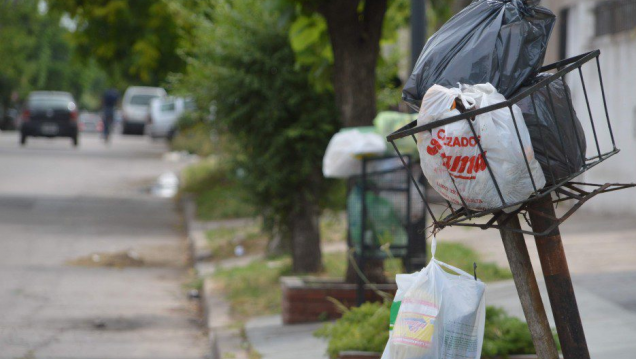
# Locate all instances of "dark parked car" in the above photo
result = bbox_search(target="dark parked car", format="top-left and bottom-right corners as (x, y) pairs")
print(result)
(20, 91), (79, 146)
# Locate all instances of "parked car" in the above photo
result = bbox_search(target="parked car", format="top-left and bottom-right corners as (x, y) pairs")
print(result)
(121, 86), (166, 135)
(148, 97), (195, 139)
(19, 91), (79, 146)
(78, 111), (103, 133)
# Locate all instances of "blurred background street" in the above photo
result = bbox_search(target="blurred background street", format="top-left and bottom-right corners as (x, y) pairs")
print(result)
(0, 133), (206, 359)
(1, 0), (636, 358)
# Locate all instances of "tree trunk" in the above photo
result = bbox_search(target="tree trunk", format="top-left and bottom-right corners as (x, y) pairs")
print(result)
(289, 171), (323, 273)
(320, 0), (388, 128)
(320, 0), (389, 284)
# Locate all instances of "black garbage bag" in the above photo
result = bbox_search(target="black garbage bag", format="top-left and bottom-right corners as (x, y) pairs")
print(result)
(515, 73), (587, 184)
(403, 0), (555, 108)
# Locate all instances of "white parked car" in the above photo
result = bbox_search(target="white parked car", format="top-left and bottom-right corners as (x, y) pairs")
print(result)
(121, 86), (166, 135)
(148, 97), (195, 139)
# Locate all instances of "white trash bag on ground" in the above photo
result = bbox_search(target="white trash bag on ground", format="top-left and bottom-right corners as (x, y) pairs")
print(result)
(416, 83), (545, 211)
(382, 237), (486, 359)
(323, 129), (387, 178)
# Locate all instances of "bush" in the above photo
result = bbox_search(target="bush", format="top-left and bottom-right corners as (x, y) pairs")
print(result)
(482, 306), (560, 358)
(315, 302), (390, 359)
(433, 242), (512, 283)
(175, 0), (339, 272)
(180, 160), (256, 220)
(316, 303), (559, 359)
(170, 122), (216, 158)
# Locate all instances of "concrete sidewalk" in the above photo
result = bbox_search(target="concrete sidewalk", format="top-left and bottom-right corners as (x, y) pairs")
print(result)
(245, 316), (328, 359)
(245, 275), (636, 359)
(488, 275), (636, 359)
(439, 208), (636, 276)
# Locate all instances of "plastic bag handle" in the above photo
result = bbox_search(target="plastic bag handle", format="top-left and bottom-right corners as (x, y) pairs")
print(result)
(434, 259), (476, 279)
(430, 235), (476, 280)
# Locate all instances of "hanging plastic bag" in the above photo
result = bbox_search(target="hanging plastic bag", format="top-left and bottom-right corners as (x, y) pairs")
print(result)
(322, 128), (387, 178)
(380, 271), (419, 359)
(515, 73), (587, 184)
(374, 111), (418, 156)
(347, 182), (408, 257)
(403, 0), (555, 109)
(416, 83), (546, 211)
(382, 236), (486, 359)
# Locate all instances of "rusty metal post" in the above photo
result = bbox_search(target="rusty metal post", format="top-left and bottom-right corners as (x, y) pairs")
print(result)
(528, 196), (591, 359)
(497, 213), (560, 359)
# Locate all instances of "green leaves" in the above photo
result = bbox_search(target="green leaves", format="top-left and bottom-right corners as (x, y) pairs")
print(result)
(288, 13), (333, 92)
(0, 0), (108, 111)
(174, 0), (339, 242)
(48, 0), (185, 86)
(315, 302), (391, 359)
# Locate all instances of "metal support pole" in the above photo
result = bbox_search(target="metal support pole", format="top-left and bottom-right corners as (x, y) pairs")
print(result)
(410, 0), (427, 72)
(497, 213), (560, 359)
(528, 196), (591, 359)
(356, 159), (368, 306)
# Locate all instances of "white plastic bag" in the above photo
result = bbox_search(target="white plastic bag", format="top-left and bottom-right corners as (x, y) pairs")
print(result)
(416, 84), (545, 211)
(384, 237), (486, 359)
(381, 271), (418, 359)
(323, 129), (387, 178)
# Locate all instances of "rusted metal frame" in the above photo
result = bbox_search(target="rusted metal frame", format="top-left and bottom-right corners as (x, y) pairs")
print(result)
(595, 56), (617, 150)
(578, 67), (603, 160)
(562, 183), (591, 195)
(554, 187), (583, 200)
(386, 51), (600, 142)
(538, 50), (597, 72)
(560, 75), (588, 167)
(530, 93), (558, 183)
(445, 183), (623, 236)
(484, 211), (504, 228)
(390, 140), (438, 226)
(496, 213), (560, 359)
(435, 149), (619, 228)
(508, 106), (538, 192)
(442, 162), (473, 215)
(545, 84), (573, 168)
(465, 118), (507, 206)
(595, 183), (636, 193)
(540, 183), (612, 229)
(528, 196), (591, 359)
(567, 182), (636, 194)
(410, 133), (457, 216)
(585, 147), (619, 162)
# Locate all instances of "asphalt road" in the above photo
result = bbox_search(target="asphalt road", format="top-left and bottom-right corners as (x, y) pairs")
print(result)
(0, 133), (207, 359)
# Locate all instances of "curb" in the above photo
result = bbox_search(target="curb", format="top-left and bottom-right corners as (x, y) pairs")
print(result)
(181, 195), (250, 359)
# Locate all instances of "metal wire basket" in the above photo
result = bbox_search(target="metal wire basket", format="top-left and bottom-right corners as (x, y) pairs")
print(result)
(347, 155), (427, 271)
(387, 50), (635, 235)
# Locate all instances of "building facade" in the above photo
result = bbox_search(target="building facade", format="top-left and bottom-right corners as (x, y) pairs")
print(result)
(542, 0), (636, 214)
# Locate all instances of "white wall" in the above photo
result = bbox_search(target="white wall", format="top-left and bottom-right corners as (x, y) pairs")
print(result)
(565, 0), (636, 214)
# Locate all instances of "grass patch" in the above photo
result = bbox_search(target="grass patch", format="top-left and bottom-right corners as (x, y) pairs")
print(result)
(180, 160), (256, 221)
(214, 240), (510, 320)
(433, 242), (512, 282)
(320, 211), (347, 244)
(204, 212), (347, 261)
(206, 224), (267, 259)
(214, 257), (292, 319)
(171, 122), (217, 157)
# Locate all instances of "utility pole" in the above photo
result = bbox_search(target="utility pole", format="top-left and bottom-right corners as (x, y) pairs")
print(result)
(410, 0), (427, 72)
(409, 0), (428, 269)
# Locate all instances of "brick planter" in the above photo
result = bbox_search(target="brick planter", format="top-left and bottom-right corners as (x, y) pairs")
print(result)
(339, 351), (381, 359)
(280, 276), (397, 324)
(338, 352), (539, 359)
